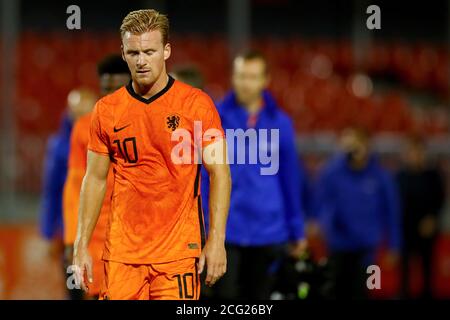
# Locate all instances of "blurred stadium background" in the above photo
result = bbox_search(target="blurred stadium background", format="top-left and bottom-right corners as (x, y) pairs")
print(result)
(0, 0), (449, 299)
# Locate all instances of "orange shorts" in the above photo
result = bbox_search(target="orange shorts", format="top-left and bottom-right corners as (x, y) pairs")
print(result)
(99, 258), (200, 300)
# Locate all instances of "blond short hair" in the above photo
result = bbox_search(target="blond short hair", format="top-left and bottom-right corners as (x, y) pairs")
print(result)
(120, 9), (169, 44)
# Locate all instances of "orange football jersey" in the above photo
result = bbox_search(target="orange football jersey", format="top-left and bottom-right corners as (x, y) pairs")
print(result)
(63, 112), (115, 295)
(88, 76), (223, 264)
(63, 113), (112, 247)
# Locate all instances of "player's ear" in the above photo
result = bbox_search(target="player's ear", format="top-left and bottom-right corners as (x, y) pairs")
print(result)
(163, 43), (171, 61)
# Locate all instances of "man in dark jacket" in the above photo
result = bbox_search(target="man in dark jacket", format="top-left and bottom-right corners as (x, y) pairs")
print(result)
(315, 127), (401, 299)
(397, 135), (445, 299)
(201, 51), (307, 299)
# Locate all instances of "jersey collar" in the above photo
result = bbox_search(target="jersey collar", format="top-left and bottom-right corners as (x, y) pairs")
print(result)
(126, 75), (175, 104)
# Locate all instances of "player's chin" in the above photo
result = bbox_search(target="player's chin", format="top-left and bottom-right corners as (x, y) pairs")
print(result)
(134, 73), (154, 86)
(236, 92), (255, 105)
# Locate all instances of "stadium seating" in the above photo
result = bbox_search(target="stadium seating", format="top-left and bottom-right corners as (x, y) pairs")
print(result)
(13, 32), (449, 192)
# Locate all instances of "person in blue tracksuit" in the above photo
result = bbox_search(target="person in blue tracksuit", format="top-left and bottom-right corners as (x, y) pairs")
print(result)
(201, 51), (307, 299)
(39, 114), (73, 242)
(315, 126), (401, 299)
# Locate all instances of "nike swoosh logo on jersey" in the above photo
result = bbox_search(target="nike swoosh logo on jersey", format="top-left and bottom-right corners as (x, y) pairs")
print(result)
(113, 124), (131, 132)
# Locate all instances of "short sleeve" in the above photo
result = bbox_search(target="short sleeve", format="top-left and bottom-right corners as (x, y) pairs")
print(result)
(88, 101), (110, 155)
(195, 92), (224, 149)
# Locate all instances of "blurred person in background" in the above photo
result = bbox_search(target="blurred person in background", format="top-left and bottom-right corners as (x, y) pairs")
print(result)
(38, 87), (97, 297)
(63, 54), (130, 299)
(202, 51), (307, 300)
(397, 135), (445, 299)
(97, 54), (132, 96)
(315, 126), (401, 299)
(170, 65), (204, 89)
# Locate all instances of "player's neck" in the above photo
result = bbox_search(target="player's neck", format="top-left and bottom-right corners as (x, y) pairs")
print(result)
(244, 96), (263, 115)
(132, 73), (169, 99)
(349, 156), (369, 171)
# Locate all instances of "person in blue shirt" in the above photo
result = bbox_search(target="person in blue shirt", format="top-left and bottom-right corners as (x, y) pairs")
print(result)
(40, 114), (72, 243)
(201, 51), (307, 299)
(315, 126), (401, 299)
(39, 89), (97, 243)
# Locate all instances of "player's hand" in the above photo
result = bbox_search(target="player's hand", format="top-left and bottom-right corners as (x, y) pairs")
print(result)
(197, 238), (227, 287)
(72, 244), (93, 293)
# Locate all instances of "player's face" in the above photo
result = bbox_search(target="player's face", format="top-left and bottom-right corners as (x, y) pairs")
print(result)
(340, 129), (369, 163)
(405, 143), (426, 167)
(67, 89), (97, 121)
(121, 30), (171, 87)
(99, 73), (131, 96)
(232, 58), (268, 106)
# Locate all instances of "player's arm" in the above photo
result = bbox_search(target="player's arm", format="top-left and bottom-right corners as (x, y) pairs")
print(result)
(63, 168), (85, 243)
(63, 118), (89, 250)
(73, 150), (110, 292)
(63, 167), (86, 271)
(198, 138), (231, 287)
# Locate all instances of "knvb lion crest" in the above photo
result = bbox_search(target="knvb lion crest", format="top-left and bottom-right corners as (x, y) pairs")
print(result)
(166, 114), (181, 132)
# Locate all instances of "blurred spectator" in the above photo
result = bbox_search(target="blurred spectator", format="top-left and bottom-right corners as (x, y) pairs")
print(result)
(39, 88), (98, 243)
(97, 54), (132, 96)
(396, 135), (445, 299)
(202, 50), (307, 299)
(170, 65), (204, 89)
(39, 88), (98, 261)
(315, 126), (402, 299)
(38, 88), (97, 299)
(62, 54), (130, 300)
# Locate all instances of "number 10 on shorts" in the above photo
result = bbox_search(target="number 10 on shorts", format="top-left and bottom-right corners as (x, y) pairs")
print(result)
(173, 273), (195, 299)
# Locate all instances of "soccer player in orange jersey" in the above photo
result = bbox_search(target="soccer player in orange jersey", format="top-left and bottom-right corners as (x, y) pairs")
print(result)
(73, 9), (231, 300)
(63, 55), (130, 299)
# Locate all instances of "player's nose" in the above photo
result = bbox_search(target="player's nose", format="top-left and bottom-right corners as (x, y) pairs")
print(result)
(137, 52), (146, 67)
